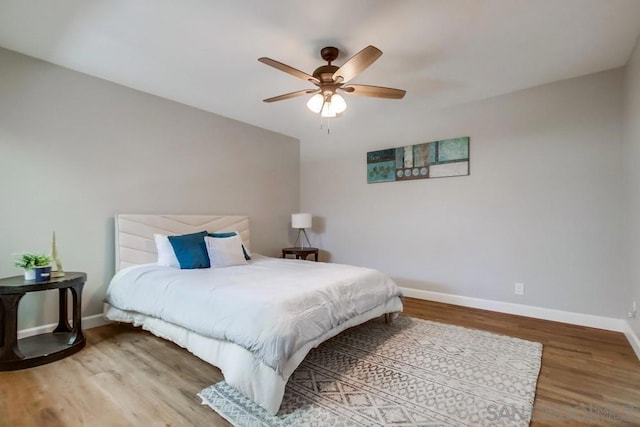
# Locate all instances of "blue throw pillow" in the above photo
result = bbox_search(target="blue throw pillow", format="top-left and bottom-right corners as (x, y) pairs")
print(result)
(209, 232), (251, 260)
(168, 231), (210, 269)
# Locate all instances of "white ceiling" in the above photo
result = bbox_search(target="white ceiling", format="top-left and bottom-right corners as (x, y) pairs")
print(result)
(1, 0), (640, 144)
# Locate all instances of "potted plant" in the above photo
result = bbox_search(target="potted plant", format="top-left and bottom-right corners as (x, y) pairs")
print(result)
(14, 252), (52, 281)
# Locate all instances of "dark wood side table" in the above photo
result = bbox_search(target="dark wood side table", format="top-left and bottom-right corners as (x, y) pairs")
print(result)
(282, 247), (319, 262)
(0, 272), (86, 371)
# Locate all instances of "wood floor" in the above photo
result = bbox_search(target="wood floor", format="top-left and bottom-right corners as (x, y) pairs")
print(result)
(404, 299), (640, 426)
(1, 298), (638, 426)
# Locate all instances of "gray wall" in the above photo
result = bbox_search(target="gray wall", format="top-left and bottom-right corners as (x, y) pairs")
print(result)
(0, 48), (300, 330)
(301, 69), (626, 318)
(624, 37), (640, 335)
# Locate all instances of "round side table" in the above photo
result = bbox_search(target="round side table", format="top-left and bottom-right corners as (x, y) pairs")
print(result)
(0, 272), (86, 371)
(282, 247), (319, 262)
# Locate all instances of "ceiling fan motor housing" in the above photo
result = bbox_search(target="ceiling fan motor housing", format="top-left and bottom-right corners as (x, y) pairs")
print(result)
(315, 47), (341, 95)
(313, 65), (341, 97)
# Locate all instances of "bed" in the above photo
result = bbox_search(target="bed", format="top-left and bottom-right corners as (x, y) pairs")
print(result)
(104, 214), (403, 415)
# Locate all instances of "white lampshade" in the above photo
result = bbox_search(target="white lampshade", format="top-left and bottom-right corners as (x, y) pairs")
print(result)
(306, 94), (324, 113)
(291, 213), (312, 229)
(307, 93), (347, 117)
(330, 94), (347, 113)
(321, 103), (337, 118)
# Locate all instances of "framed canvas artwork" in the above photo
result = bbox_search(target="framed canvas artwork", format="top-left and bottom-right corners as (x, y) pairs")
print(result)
(367, 137), (470, 184)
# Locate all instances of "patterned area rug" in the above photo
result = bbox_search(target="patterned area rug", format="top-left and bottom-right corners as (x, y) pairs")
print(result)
(199, 316), (542, 426)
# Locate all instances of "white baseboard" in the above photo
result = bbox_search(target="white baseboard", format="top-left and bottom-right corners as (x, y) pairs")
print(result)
(624, 320), (640, 360)
(17, 314), (111, 339)
(400, 287), (627, 333)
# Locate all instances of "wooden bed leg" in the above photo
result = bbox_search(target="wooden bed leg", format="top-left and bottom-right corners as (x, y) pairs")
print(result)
(384, 312), (399, 324)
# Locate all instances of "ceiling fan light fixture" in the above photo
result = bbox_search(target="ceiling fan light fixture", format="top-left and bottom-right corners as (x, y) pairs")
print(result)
(321, 102), (337, 118)
(330, 94), (347, 114)
(308, 93), (346, 117)
(306, 93), (324, 113)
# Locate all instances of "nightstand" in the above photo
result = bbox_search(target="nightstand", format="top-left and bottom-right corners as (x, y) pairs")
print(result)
(282, 247), (319, 262)
(0, 272), (86, 371)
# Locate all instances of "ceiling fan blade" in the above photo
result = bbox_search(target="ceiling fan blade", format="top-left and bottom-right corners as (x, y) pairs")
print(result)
(258, 57), (319, 84)
(341, 84), (406, 99)
(332, 45), (382, 84)
(263, 89), (319, 103)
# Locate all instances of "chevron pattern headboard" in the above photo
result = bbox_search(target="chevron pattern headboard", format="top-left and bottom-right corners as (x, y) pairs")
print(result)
(115, 214), (250, 272)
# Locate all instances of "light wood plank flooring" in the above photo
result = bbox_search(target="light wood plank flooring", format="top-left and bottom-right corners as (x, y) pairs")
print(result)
(1, 298), (638, 426)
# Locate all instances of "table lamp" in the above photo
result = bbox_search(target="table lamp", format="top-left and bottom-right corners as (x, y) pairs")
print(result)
(292, 213), (312, 248)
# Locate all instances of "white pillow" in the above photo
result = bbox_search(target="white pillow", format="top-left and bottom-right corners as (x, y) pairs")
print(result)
(209, 231), (251, 260)
(154, 233), (179, 268)
(205, 235), (248, 268)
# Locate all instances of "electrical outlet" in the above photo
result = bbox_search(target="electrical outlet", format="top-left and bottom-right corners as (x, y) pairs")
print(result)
(514, 282), (525, 296)
(629, 301), (637, 319)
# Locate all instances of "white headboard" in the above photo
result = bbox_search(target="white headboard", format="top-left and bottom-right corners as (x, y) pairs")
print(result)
(115, 214), (250, 272)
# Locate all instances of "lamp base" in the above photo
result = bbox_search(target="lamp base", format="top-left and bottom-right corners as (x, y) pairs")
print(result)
(294, 229), (312, 248)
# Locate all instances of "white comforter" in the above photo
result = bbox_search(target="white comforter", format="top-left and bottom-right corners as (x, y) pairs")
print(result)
(105, 255), (402, 375)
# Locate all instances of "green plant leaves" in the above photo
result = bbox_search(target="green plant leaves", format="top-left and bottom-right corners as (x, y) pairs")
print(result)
(13, 252), (52, 269)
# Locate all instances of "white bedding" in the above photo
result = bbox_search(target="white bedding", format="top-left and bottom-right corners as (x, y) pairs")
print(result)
(104, 298), (401, 415)
(105, 255), (403, 376)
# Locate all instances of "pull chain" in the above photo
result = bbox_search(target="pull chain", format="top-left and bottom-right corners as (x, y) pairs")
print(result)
(319, 115), (331, 134)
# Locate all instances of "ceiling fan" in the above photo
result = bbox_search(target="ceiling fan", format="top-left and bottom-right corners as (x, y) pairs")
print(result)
(258, 45), (406, 118)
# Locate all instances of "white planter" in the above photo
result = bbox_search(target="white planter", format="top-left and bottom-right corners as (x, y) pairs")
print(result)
(24, 269), (35, 281)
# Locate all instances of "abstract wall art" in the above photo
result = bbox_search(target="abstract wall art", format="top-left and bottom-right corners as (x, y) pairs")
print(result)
(367, 137), (470, 184)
